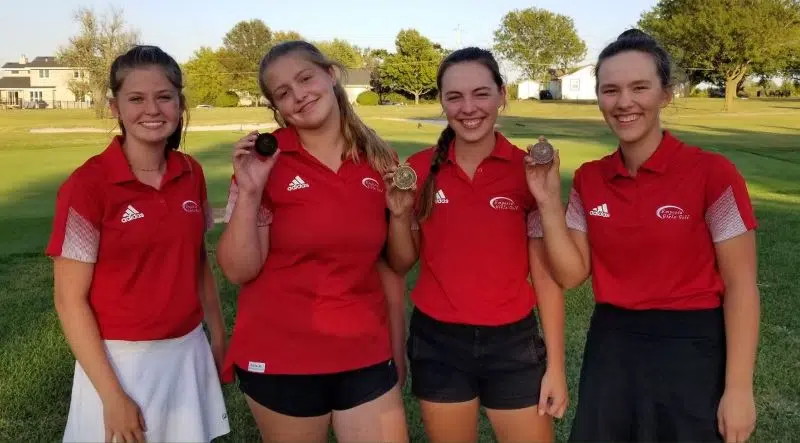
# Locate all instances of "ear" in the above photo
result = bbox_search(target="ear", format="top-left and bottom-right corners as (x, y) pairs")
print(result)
(327, 66), (338, 85)
(660, 86), (674, 108)
(109, 98), (120, 118)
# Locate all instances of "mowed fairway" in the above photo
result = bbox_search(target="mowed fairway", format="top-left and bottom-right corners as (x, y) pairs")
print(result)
(1, 98), (798, 441)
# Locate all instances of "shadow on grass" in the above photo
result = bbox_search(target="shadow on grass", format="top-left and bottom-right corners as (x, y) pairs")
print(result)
(0, 118), (798, 441)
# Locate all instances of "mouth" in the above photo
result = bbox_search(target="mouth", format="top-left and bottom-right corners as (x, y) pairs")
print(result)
(139, 121), (166, 129)
(297, 99), (319, 114)
(615, 114), (642, 125)
(458, 118), (484, 130)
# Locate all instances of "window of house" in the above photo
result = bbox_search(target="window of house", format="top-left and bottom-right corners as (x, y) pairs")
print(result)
(570, 79), (580, 91)
(29, 91), (42, 101)
(11, 70), (19, 74)
(39, 70), (50, 78)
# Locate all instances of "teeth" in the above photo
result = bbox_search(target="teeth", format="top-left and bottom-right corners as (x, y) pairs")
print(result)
(140, 122), (165, 128)
(618, 115), (639, 123)
(462, 119), (482, 129)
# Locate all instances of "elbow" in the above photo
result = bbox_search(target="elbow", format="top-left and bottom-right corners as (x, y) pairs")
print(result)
(387, 255), (415, 276)
(556, 269), (590, 291)
(216, 249), (260, 285)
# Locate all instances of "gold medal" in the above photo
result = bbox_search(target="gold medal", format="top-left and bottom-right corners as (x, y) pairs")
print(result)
(392, 164), (417, 190)
(529, 138), (555, 165)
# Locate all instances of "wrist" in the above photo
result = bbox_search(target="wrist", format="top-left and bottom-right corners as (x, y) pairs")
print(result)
(537, 197), (564, 213)
(389, 211), (414, 223)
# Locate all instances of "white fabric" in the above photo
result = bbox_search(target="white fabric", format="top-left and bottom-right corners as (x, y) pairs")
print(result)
(705, 185), (748, 243)
(527, 210), (544, 238)
(62, 324), (230, 443)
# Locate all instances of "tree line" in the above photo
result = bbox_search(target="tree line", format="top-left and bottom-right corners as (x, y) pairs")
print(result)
(56, 0), (800, 117)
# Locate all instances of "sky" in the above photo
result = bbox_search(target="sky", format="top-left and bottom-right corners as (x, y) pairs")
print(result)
(0, 0), (658, 82)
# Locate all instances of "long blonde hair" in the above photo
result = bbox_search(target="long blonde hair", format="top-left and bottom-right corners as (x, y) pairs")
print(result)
(258, 41), (395, 174)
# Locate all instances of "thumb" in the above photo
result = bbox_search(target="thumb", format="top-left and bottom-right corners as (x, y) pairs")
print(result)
(138, 409), (147, 432)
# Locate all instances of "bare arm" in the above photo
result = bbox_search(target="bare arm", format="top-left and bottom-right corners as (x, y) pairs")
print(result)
(529, 238), (569, 418)
(539, 199), (591, 289)
(54, 258), (146, 442)
(715, 231), (760, 441)
(377, 259), (408, 386)
(198, 246), (228, 378)
(216, 189), (269, 284)
(386, 214), (420, 274)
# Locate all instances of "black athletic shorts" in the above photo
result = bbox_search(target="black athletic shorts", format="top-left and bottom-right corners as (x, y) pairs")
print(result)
(569, 303), (726, 442)
(407, 307), (547, 410)
(235, 359), (398, 417)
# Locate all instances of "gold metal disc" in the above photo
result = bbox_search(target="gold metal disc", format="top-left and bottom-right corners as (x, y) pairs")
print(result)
(393, 164), (417, 190)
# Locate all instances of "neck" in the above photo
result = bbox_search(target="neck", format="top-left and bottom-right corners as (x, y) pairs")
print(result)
(122, 137), (167, 171)
(454, 131), (496, 164)
(297, 107), (345, 157)
(619, 127), (663, 176)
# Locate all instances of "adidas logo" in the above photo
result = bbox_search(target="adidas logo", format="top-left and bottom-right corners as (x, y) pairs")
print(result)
(435, 189), (449, 204)
(121, 205), (144, 223)
(589, 203), (610, 218)
(287, 176), (310, 191)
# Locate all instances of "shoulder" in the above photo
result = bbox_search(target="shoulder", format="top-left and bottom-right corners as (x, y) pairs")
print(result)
(176, 151), (206, 174)
(60, 154), (106, 193)
(406, 146), (436, 167)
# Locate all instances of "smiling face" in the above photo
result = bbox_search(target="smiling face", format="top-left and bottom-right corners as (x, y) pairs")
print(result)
(439, 61), (505, 145)
(263, 52), (338, 130)
(110, 65), (182, 147)
(596, 50), (672, 145)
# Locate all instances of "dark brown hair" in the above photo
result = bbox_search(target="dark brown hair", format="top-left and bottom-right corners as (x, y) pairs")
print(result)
(595, 29), (673, 91)
(418, 47), (504, 222)
(109, 45), (188, 154)
(258, 40), (394, 174)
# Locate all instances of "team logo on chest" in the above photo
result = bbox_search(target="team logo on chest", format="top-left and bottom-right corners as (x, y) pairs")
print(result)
(361, 177), (382, 192)
(435, 189), (449, 204)
(656, 205), (690, 220)
(489, 196), (520, 211)
(182, 200), (200, 213)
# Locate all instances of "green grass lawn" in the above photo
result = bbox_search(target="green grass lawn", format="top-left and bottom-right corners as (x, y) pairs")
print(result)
(1, 97), (798, 441)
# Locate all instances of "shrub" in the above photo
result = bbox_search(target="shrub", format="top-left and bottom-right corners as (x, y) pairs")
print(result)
(507, 83), (519, 100)
(215, 91), (239, 107)
(357, 91), (379, 106)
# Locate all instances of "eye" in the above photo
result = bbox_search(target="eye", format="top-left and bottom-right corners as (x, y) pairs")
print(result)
(158, 94), (173, 101)
(129, 96), (143, 103)
(300, 74), (313, 83)
(634, 85), (649, 92)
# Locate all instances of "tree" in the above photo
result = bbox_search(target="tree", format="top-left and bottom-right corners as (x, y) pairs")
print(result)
(364, 49), (392, 100)
(380, 29), (443, 104)
(493, 8), (587, 82)
(67, 78), (91, 102)
(57, 6), (139, 117)
(272, 30), (304, 45)
(183, 47), (232, 107)
(315, 39), (363, 68)
(218, 19), (273, 96)
(639, 0), (800, 111)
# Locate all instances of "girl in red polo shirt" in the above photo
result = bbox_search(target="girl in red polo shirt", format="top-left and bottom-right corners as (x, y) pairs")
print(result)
(385, 47), (567, 442)
(216, 41), (408, 443)
(528, 29), (760, 442)
(46, 46), (229, 443)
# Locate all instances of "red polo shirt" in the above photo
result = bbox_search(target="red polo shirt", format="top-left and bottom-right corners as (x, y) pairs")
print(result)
(407, 132), (543, 326)
(46, 136), (214, 340)
(566, 130), (758, 310)
(222, 126), (391, 376)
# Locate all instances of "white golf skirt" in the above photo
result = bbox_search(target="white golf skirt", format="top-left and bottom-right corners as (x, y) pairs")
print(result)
(63, 323), (230, 442)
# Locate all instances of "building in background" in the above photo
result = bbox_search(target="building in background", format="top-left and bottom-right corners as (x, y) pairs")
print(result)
(0, 55), (90, 109)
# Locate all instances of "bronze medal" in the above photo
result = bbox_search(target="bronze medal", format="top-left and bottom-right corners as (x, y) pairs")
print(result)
(393, 164), (417, 190)
(529, 138), (555, 165)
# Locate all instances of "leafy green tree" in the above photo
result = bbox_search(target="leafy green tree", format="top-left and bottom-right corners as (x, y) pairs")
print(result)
(493, 8), (587, 81)
(272, 30), (304, 45)
(379, 29), (443, 104)
(218, 19), (273, 96)
(57, 6), (139, 117)
(315, 39), (363, 68)
(183, 47), (231, 107)
(639, 0), (800, 110)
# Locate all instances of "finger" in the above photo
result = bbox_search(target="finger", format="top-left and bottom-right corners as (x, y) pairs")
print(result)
(134, 427), (146, 443)
(718, 410), (726, 439)
(556, 403), (567, 419)
(537, 388), (549, 416)
(138, 410), (147, 432)
(553, 149), (561, 169)
(123, 431), (136, 443)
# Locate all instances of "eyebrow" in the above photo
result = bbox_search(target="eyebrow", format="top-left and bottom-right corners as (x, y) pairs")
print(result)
(124, 89), (174, 95)
(444, 86), (492, 95)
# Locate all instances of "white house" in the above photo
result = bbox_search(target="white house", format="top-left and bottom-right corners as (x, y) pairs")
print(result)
(0, 55), (90, 108)
(517, 80), (544, 99)
(550, 65), (597, 101)
(343, 68), (371, 104)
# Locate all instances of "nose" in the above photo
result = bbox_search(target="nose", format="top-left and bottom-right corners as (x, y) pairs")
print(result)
(144, 96), (159, 115)
(616, 88), (634, 109)
(461, 97), (477, 114)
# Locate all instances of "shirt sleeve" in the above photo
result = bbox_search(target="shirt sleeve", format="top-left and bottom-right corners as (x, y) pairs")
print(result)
(222, 175), (273, 227)
(704, 155), (757, 243)
(45, 173), (103, 263)
(565, 168), (588, 232)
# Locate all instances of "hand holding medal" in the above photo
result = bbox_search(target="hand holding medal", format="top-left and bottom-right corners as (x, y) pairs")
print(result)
(384, 163), (418, 218)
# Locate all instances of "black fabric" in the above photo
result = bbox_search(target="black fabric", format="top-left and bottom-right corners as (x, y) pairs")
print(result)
(407, 307), (547, 410)
(569, 303), (726, 442)
(235, 359), (398, 417)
